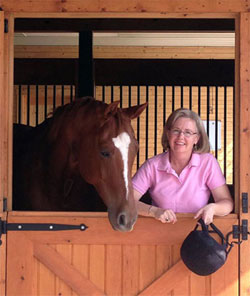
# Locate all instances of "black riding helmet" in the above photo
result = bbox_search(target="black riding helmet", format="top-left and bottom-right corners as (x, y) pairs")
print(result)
(180, 218), (232, 276)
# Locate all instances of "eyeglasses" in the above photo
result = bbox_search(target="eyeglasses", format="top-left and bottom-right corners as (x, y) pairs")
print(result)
(170, 128), (198, 138)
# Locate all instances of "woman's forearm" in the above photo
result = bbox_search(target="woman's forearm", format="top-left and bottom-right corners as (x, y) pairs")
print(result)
(136, 200), (156, 217)
(212, 199), (234, 216)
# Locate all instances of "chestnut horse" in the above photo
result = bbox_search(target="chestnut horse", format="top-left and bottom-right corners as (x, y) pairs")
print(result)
(13, 97), (147, 232)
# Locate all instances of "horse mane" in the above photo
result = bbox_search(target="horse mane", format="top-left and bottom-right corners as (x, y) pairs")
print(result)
(47, 97), (106, 142)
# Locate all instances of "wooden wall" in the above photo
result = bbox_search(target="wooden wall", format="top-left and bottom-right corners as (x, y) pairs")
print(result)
(14, 45), (235, 60)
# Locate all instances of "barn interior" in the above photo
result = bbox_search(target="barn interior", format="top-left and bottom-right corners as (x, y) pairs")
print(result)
(13, 18), (235, 199)
(1, 7), (247, 295)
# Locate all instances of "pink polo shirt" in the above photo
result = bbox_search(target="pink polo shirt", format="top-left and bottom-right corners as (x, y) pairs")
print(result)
(132, 152), (226, 213)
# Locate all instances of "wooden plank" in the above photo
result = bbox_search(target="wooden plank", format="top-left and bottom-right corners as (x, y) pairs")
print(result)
(0, 0), (248, 13)
(190, 273), (209, 296)
(7, 213), (238, 245)
(38, 255), (56, 295)
(14, 45), (235, 60)
(122, 245), (139, 295)
(7, 232), (37, 296)
(11, 12), (238, 19)
(0, 11), (5, 213)
(4, 13), (14, 212)
(211, 245), (238, 295)
(138, 260), (191, 296)
(139, 246), (156, 292)
(55, 244), (73, 295)
(155, 245), (172, 296)
(89, 245), (105, 292)
(106, 245), (122, 295)
(0, 213), (7, 296)
(238, 12), (250, 296)
(33, 243), (105, 296)
(171, 243), (190, 296)
(72, 244), (89, 296)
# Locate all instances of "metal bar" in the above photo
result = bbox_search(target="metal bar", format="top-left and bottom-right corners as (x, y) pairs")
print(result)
(111, 85), (114, 103)
(102, 86), (105, 103)
(189, 86), (192, 110)
(128, 85), (131, 107)
(154, 86), (157, 155)
(6, 223), (88, 232)
(224, 86), (227, 177)
(53, 85), (56, 111)
(18, 85), (22, 124)
(172, 86), (175, 112)
(242, 193), (248, 213)
(180, 85), (183, 108)
(70, 85), (73, 103)
(137, 86), (140, 170)
(215, 86), (218, 159)
(198, 86), (201, 116)
(206, 86), (210, 137)
(163, 86), (166, 126)
(120, 85), (123, 108)
(61, 85), (64, 106)
(145, 86), (149, 159)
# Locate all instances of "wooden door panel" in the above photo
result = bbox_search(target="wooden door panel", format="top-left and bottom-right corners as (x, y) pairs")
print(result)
(6, 213), (239, 296)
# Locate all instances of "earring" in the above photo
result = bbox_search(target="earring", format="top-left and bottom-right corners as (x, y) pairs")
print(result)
(193, 143), (197, 150)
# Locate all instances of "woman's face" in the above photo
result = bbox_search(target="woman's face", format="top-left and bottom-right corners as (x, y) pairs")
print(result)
(167, 117), (200, 155)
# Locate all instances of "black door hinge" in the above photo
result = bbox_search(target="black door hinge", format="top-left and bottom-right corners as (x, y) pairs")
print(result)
(0, 218), (88, 246)
(3, 198), (7, 212)
(4, 19), (8, 33)
(242, 192), (248, 213)
(232, 219), (249, 241)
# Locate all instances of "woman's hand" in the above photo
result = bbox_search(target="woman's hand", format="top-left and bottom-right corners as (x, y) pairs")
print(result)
(150, 207), (177, 224)
(194, 203), (216, 225)
(194, 185), (234, 225)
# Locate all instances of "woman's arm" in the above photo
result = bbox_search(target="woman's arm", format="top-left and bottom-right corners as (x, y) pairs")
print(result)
(134, 189), (177, 223)
(194, 184), (234, 224)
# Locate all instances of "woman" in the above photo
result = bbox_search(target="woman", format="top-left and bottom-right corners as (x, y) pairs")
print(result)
(132, 108), (233, 225)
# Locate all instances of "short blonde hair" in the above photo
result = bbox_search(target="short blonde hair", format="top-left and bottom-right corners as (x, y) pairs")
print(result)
(161, 108), (210, 153)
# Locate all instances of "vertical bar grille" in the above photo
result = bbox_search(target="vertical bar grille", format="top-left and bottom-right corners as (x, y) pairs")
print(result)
(14, 84), (234, 184)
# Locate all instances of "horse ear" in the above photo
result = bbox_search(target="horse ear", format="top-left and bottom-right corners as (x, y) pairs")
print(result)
(104, 101), (120, 119)
(122, 102), (148, 119)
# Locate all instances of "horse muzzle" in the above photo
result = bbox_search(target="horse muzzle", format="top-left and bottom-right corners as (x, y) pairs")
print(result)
(108, 209), (138, 232)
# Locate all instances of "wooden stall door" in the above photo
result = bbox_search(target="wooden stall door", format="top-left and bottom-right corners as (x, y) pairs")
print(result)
(6, 213), (238, 296)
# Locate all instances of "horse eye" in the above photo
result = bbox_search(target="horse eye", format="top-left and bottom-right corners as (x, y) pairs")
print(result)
(101, 151), (111, 158)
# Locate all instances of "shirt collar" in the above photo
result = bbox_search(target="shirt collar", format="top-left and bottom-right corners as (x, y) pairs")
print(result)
(157, 152), (200, 172)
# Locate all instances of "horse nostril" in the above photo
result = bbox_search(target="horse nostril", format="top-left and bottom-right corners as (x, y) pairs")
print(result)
(118, 213), (127, 226)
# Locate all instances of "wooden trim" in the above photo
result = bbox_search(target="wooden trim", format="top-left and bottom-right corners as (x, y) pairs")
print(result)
(238, 12), (250, 296)
(14, 45), (235, 60)
(33, 243), (105, 296)
(0, 1), (245, 14)
(7, 214), (238, 245)
(138, 260), (190, 296)
(0, 12), (4, 213)
(5, 14), (14, 211)
(11, 12), (237, 19)
(9, 211), (238, 219)
(234, 15), (240, 214)
(0, 213), (7, 296)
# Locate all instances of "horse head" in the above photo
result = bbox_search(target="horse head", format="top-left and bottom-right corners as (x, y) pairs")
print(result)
(65, 98), (147, 231)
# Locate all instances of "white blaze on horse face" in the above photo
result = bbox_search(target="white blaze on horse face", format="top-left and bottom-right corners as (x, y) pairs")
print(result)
(112, 132), (131, 200)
